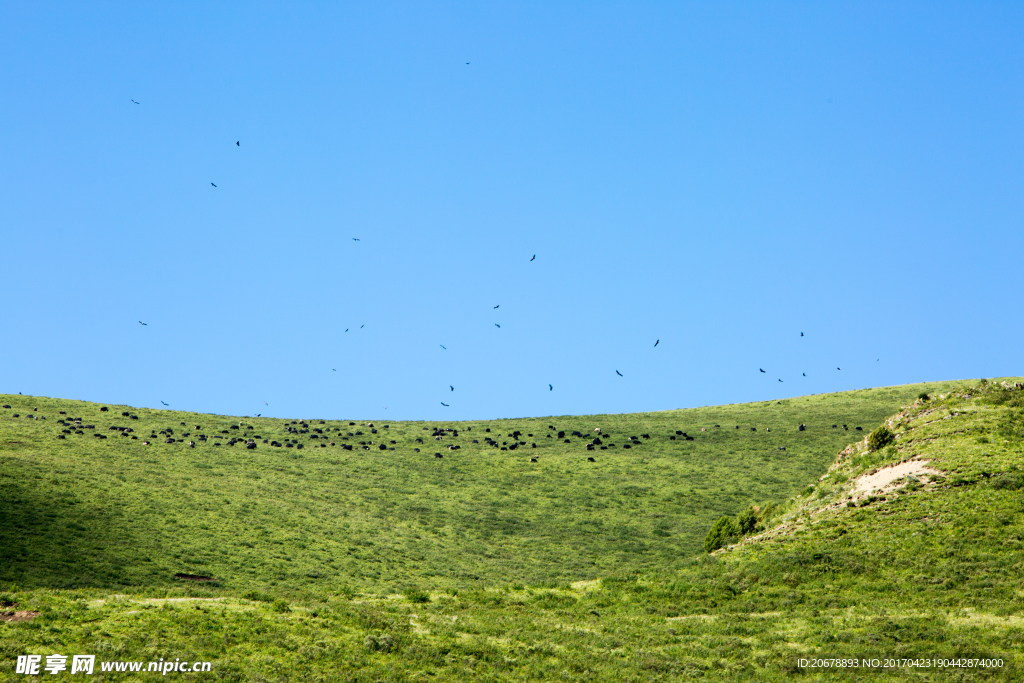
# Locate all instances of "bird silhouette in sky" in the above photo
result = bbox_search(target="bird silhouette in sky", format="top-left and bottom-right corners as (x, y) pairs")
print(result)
(450, 385), (454, 391)
(345, 329), (349, 332)
(837, 367), (842, 370)
(615, 370), (623, 377)
(778, 379), (783, 382)
(441, 402), (449, 407)
(549, 384), (553, 391)
(210, 183), (217, 187)
(440, 345), (446, 350)
(352, 238), (360, 241)
(801, 332), (804, 337)
(360, 325), (364, 328)
(654, 339), (659, 347)
(236, 141), (240, 146)
(530, 254), (536, 261)
(494, 305), (499, 309)
(131, 99), (139, 104)
(495, 323), (500, 328)
(264, 402), (268, 405)
(760, 368), (766, 373)
(160, 401), (169, 406)
(802, 373), (806, 376)
(138, 321), (147, 326)
(256, 414), (261, 417)
(332, 369), (337, 372)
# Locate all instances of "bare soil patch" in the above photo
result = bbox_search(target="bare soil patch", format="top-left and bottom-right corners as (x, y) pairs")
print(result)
(855, 460), (941, 495)
(1, 610), (40, 622)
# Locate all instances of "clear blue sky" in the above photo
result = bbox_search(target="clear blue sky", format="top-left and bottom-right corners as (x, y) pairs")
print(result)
(2, 2), (1021, 421)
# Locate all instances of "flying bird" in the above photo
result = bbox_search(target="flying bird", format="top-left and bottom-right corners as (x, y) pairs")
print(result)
(450, 385), (454, 391)
(210, 183), (217, 187)
(800, 332), (804, 337)
(131, 99), (139, 104)
(352, 238), (360, 241)
(654, 339), (659, 347)
(440, 402), (449, 407)
(345, 329), (349, 332)
(264, 402), (268, 405)
(837, 367), (841, 370)
(332, 369), (337, 372)
(549, 384), (553, 391)
(530, 254), (536, 261)
(495, 323), (500, 328)
(760, 368), (766, 373)
(778, 379), (783, 382)
(440, 345), (446, 350)
(360, 325), (364, 328)
(236, 141), (240, 146)
(160, 401), (169, 406)
(494, 305), (499, 309)
(615, 370), (623, 377)
(802, 373), (806, 377)
(138, 321), (147, 326)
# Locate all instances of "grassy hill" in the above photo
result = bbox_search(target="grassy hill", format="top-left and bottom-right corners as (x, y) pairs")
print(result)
(2, 378), (1021, 681)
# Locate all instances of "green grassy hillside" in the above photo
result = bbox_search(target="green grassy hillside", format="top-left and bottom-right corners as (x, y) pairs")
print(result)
(2, 378), (1021, 681)
(1, 382), (954, 594)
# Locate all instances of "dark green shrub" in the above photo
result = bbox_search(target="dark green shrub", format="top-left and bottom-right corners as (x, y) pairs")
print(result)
(271, 598), (291, 613)
(405, 588), (430, 603)
(991, 473), (1024, 491)
(364, 633), (397, 653)
(737, 505), (758, 535)
(242, 590), (274, 603)
(918, 392), (930, 401)
(704, 516), (738, 553)
(868, 426), (895, 452)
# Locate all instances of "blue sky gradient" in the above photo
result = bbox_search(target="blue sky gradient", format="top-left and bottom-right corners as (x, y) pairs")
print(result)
(2, 2), (1021, 420)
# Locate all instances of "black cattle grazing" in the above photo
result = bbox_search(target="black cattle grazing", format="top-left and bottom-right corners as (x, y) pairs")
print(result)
(832, 424), (837, 428)
(592, 438), (602, 445)
(778, 446), (786, 451)
(57, 435), (65, 439)
(670, 436), (676, 440)
(530, 458), (537, 462)
(587, 456), (595, 462)
(843, 424), (848, 430)
(751, 427), (756, 431)
(799, 424), (806, 431)
(855, 426), (862, 431)
(100, 407), (109, 412)
(435, 453), (443, 458)
(2, 405), (10, 409)
(531, 443), (536, 448)
(586, 444), (595, 450)
(675, 430), (683, 435)
(413, 448), (420, 452)
(378, 444), (387, 450)
(557, 431), (566, 438)
(122, 411), (130, 417)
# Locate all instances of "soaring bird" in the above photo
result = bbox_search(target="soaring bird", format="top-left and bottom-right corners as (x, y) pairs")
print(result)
(450, 386), (454, 391)
(236, 141), (240, 146)
(360, 325), (364, 328)
(615, 370), (623, 377)
(353, 238), (360, 241)
(345, 329), (349, 332)
(778, 379), (783, 382)
(466, 62), (470, 65)
(549, 384), (553, 391)
(440, 402), (449, 407)
(654, 339), (659, 347)
(131, 99), (139, 104)
(210, 183), (217, 187)
(494, 305), (499, 309)
(530, 254), (536, 261)
(440, 345), (446, 350)
(495, 323), (500, 328)
(264, 402), (269, 405)
(160, 401), (169, 406)
(138, 321), (147, 326)
(800, 332), (804, 337)
(802, 373), (806, 376)
(837, 367), (841, 370)
(760, 368), (766, 373)
(332, 369), (337, 372)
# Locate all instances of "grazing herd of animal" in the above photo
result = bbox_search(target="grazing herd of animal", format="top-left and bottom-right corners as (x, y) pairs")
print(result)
(2, 401), (864, 464)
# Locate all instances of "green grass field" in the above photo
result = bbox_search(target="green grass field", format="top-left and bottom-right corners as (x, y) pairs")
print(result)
(2, 378), (1021, 681)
